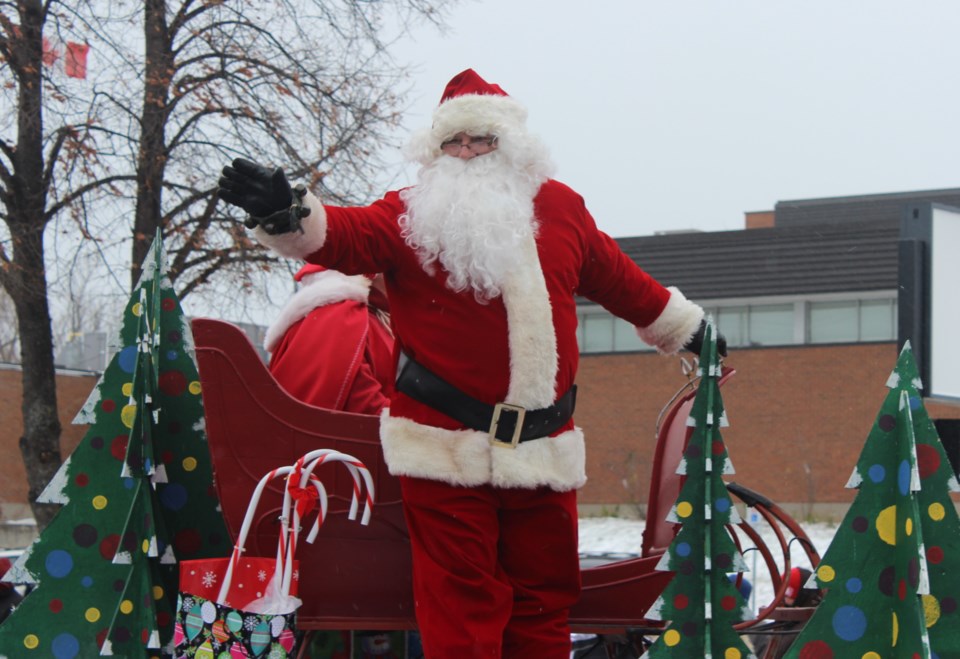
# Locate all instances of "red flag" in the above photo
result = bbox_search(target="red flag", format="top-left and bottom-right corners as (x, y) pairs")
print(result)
(64, 42), (89, 79)
(41, 37), (60, 67)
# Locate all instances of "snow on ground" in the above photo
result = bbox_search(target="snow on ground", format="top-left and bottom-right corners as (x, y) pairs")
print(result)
(579, 516), (838, 615)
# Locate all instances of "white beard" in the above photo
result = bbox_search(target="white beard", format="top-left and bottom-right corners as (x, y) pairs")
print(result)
(399, 148), (550, 300)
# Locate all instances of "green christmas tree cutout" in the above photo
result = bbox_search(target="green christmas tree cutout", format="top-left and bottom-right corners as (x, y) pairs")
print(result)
(784, 343), (960, 659)
(646, 319), (756, 659)
(0, 233), (230, 658)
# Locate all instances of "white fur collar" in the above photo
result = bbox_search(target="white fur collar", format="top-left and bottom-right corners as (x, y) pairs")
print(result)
(264, 270), (371, 353)
(500, 229), (559, 409)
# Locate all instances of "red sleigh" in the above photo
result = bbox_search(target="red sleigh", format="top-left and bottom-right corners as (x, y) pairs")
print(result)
(191, 317), (820, 637)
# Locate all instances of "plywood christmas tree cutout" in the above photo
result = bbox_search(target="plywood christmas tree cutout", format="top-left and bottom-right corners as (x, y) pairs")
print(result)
(646, 319), (756, 659)
(0, 233), (230, 657)
(784, 343), (960, 659)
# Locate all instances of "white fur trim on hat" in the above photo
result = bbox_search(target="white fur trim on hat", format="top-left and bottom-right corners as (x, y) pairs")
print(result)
(405, 94), (529, 166)
(433, 94), (528, 141)
(635, 287), (704, 354)
(380, 411), (586, 491)
(264, 271), (371, 354)
(254, 191), (327, 260)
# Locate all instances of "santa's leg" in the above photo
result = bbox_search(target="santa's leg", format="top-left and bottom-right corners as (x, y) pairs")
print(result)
(498, 486), (580, 658)
(399, 476), (512, 657)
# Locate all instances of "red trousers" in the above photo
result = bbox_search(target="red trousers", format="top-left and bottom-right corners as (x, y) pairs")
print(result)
(399, 476), (581, 658)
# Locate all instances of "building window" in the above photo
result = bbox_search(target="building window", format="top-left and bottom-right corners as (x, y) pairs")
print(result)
(708, 304), (793, 348)
(716, 307), (746, 347)
(809, 301), (858, 343)
(578, 295), (895, 354)
(582, 314), (614, 353)
(578, 313), (653, 353)
(809, 299), (895, 344)
(613, 318), (650, 352)
(748, 304), (794, 346)
(859, 299), (896, 341)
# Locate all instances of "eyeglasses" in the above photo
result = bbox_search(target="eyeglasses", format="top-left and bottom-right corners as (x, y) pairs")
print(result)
(440, 135), (498, 155)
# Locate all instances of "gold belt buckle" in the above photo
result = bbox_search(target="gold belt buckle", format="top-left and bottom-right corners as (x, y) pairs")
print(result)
(489, 402), (525, 449)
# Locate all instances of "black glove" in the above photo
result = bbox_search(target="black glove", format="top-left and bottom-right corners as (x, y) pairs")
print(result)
(684, 318), (728, 358)
(218, 158), (306, 234)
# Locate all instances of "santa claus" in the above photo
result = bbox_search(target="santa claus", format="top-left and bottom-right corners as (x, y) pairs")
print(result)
(219, 69), (723, 658)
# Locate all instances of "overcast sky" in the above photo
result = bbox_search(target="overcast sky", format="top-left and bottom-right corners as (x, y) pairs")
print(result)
(384, 0), (960, 238)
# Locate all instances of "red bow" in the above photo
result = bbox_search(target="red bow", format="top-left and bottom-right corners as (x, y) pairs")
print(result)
(288, 463), (319, 518)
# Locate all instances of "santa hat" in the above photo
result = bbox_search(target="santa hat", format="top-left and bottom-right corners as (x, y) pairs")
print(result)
(405, 69), (529, 164)
(784, 566), (811, 601)
(294, 263), (327, 282)
(294, 264), (377, 283)
(264, 266), (374, 354)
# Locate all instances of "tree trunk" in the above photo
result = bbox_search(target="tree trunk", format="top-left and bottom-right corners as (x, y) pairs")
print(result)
(132, 0), (172, 287)
(7, 0), (63, 529)
(14, 225), (63, 530)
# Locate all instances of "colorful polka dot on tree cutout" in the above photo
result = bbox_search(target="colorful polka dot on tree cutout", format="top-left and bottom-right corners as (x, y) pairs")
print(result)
(878, 414), (896, 432)
(109, 435), (129, 461)
(117, 345), (138, 373)
(916, 443), (941, 478)
(800, 641), (839, 659)
(159, 370), (187, 396)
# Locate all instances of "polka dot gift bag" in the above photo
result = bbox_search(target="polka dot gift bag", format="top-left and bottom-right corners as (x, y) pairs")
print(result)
(174, 450), (374, 658)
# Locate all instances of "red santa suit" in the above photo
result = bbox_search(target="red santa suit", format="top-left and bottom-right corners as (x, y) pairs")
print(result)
(265, 265), (394, 414)
(255, 70), (703, 658)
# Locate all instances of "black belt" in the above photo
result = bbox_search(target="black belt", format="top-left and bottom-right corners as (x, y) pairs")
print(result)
(395, 356), (576, 448)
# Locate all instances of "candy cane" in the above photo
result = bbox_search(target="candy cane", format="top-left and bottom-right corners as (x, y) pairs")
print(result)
(293, 449), (375, 540)
(220, 466), (294, 603)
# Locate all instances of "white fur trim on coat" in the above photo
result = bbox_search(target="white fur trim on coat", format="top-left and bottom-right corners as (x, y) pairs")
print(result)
(264, 271), (371, 354)
(500, 232), (558, 409)
(635, 286), (704, 354)
(254, 192), (327, 260)
(380, 412), (586, 491)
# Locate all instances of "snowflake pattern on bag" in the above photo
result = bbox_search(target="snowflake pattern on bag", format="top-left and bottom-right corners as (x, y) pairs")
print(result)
(173, 592), (299, 659)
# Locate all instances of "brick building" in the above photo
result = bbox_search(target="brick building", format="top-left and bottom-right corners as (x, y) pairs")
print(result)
(572, 187), (960, 519)
(0, 366), (94, 524)
(2, 188), (959, 539)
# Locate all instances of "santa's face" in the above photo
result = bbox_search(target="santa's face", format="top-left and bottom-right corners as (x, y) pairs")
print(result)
(439, 132), (499, 160)
(399, 144), (543, 301)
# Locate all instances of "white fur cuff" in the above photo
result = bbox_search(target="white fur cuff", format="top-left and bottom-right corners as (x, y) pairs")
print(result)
(254, 192), (327, 260)
(636, 287), (704, 354)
